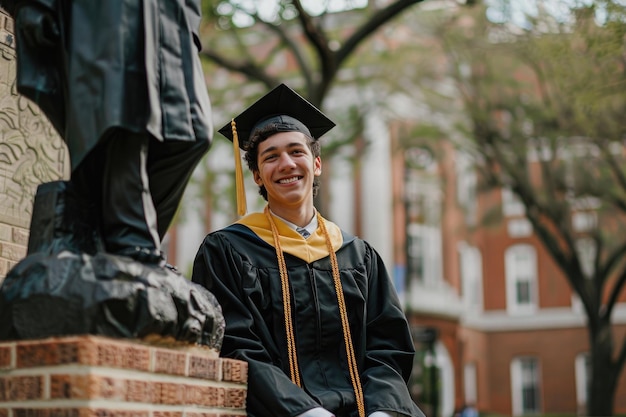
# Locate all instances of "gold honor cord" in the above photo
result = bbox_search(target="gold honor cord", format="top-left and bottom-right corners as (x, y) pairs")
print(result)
(231, 119), (247, 217)
(318, 212), (366, 417)
(264, 207), (365, 417)
(265, 207), (301, 386)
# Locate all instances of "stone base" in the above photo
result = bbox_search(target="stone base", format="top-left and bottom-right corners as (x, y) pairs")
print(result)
(0, 250), (225, 349)
(0, 335), (247, 416)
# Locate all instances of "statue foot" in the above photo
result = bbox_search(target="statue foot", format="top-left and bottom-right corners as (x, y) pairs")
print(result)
(114, 246), (166, 266)
(0, 251), (225, 350)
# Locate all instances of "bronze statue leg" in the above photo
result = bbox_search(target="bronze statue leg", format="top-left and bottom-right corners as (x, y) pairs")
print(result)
(147, 137), (210, 239)
(68, 128), (209, 264)
(99, 129), (162, 263)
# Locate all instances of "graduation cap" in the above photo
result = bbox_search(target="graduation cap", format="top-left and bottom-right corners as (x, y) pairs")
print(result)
(218, 83), (336, 216)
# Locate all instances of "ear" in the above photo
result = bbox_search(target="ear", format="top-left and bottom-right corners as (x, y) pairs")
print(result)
(313, 156), (322, 176)
(253, 170), (263, 185)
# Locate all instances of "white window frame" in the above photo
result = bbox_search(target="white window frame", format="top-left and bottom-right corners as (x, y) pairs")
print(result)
(456, 152), (478, 226)
(459, 243), (483, 311)
(505, 244), (538, 315)
(502, 188), (526, 217)
(575, 237), (596, 279)
(510, 356), (541, 416)
(464, 362), (478, 405)
(572, 211), (597, 232)
(507, 218), (533, 238)
(407, 223), (443, 287)
(575, 352), (590, 414)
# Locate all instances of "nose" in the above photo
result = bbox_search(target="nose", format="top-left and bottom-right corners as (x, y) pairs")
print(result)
(277, 152), (296, 170)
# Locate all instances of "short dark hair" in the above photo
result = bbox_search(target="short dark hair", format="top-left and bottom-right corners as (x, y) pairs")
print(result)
(244, 124), (321, 201)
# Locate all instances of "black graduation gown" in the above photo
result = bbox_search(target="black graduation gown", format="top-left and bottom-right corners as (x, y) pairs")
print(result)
(192, 212), (424, 417)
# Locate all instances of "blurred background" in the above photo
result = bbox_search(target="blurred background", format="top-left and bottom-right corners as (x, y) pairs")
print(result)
(169, 1), (626, 415)
(1, 0), (625, 416)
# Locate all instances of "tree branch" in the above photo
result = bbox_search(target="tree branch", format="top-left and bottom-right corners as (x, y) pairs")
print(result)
(605, 267), (626, 319)
(291, 0), (334, 99)
(200, 48), (278, 87)
(601, 140), (626, 198)
(259, 17), (315, 90)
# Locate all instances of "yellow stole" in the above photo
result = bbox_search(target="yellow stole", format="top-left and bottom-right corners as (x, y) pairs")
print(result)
(236, 211), (343, 263)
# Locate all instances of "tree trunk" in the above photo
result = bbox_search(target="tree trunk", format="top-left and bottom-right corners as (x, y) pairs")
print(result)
(587, 319), (618, 417)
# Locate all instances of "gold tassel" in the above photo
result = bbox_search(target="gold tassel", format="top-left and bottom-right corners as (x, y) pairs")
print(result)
(231, 119), (247, 217)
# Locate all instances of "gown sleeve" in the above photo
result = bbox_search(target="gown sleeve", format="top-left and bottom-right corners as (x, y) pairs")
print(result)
(191, 231), (322, 417)
(360, 244), (425, 417)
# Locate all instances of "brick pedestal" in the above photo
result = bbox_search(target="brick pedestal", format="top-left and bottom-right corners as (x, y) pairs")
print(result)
(0, 335), (247, 417)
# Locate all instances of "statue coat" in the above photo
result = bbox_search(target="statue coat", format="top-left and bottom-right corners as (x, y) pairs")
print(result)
(2, 0), (212, 170)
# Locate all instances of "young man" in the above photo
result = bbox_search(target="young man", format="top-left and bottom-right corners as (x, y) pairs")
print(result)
(192, 84), (423, 417)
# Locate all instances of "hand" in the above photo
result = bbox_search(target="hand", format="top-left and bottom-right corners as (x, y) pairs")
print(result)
(16, 4), (59, 47)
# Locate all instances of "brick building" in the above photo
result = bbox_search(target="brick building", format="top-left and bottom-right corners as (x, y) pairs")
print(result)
(388, 121), (626, 416)
(168, 2), (626, 416)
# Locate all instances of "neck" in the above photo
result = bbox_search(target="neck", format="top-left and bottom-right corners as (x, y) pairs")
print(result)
(268, 203), (316, 228)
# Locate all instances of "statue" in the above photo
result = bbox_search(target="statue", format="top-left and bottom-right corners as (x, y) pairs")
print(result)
(0, 0), (224, 350)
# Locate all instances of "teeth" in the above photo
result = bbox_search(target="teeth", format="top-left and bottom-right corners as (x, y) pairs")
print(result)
(279, 177), (300, 184)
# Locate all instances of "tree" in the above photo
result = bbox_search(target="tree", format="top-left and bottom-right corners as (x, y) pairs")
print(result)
(438, 1), (626, 415)
(199, 0), (425, 106)
(194, 0), (428, 217)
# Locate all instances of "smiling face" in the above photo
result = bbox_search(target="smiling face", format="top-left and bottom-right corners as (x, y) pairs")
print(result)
(253, 131), (322, 214)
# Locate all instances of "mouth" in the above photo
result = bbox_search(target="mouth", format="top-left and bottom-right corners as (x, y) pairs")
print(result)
(277, 176), (302, 184)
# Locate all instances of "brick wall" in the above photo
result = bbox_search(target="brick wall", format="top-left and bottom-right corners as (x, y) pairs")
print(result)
(0, 335), (248, 416)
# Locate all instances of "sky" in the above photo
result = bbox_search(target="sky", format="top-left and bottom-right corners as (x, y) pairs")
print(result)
(485, 0), (625, 26)
(222, 0), (368, 26)
(223, 0), (624, 28)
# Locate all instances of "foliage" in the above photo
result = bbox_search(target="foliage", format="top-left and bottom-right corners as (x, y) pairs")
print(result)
(199, 0), (426, 105)
(436, 1), (626, 415)
(195, 0), (428, 215)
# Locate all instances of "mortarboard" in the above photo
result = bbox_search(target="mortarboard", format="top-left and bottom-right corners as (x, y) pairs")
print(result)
(218, 83), (336, 216)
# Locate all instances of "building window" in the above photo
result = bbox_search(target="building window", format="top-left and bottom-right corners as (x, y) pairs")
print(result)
(507, 218), (533, 238)
(456, 152), (478, 226)
(502, 188), (526, 217)
(511, 357), (541, 416)
(407, 223), (442, 287)
(405, 153), (442, 288)
(572, 211), (597, 232)
(459, 243), (483, 311)
(407, 231), (425, 283)
(505, 245), (538, 314)
(575, 353), (590, 415)
(463, 362), (478, 405)
(575, 237), (596, 279)
(571, 238), (596, 311)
